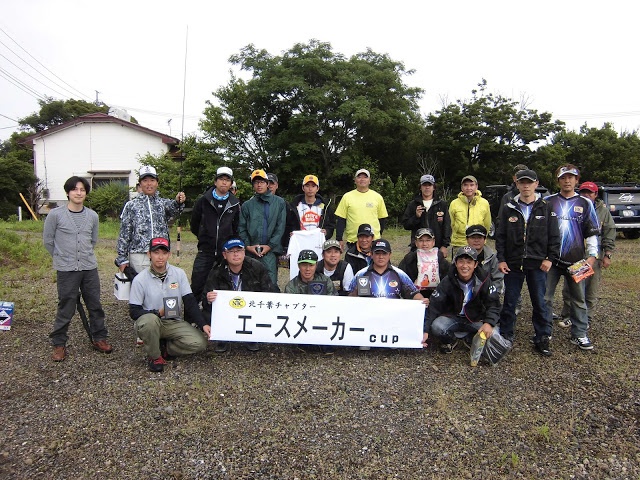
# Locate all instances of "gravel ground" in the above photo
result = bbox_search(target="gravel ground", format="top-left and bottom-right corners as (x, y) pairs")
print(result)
(1, 236), (638, 479)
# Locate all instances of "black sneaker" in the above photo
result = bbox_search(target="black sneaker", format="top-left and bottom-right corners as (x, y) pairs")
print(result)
(320, 345), (335, 355)
(214, 342), (229, 353)
(148, 356), (167, 372)
(439, 340), (458, 354)
(245, 342), (260, 352)
(534, 336), (552, 357)
(571, 336), (594, 351)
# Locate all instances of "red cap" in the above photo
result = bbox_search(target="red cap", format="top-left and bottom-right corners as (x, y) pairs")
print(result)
(579, 182), (598, 193)
(149, 237), (170, 251)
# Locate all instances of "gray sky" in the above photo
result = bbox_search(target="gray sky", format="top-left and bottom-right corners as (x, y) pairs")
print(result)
(2, 0), (639, 143)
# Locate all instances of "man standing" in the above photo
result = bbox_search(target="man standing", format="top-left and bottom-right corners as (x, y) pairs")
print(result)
(448, 175), (491, 254)
(544, 164), (599, 350)
(288, 174), (335, 239)
(495, 169), (560, 356)
(335, 168), (388, 251)
(129, 237), (209, 372)
(558, 181), (616, 328)
(344, 223), (375, 275)
(203, 238), (278, 353)
(116, 165), (186, 274)
(422, 246), (501, 354)
(316, 239), (355, 296)
(238, 169), (287, 287)
(189, 166), (240, 301)
(402, 174), (450, 254)
(44, 176), (113, 361)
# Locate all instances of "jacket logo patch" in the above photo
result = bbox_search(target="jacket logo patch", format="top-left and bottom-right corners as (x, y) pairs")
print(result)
(508, 216), (518, 222)
(229, 296), (246, 309)
(574, 206), (583, 213)
(436, 212), (444, 216)
(535, 215), (545, 219)
(170, 282), (179, 289)
(389, 281), (398, 287)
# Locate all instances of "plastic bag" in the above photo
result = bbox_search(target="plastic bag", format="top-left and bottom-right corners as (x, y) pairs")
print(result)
(469, 331), (487, 367)
(482, 331), (512, 366)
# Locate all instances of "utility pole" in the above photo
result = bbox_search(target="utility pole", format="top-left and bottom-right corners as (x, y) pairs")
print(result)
(168, 118), (172, 136)
(94, 90), (101, 106)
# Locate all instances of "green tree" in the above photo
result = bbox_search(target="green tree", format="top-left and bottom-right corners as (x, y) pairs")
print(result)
(0, 156), (37, 219)
(533, 123), (640, 185)
(427, 79), (565, 189)
(200, 40), (425, 197)
(17, 97), (138, 132)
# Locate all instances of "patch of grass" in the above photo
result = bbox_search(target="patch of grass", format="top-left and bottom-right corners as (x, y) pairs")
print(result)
(535, 424), (551, 443)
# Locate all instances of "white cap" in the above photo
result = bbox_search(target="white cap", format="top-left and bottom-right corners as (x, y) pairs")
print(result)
(355, 168), (370, 178)
(139, 165), (158, 179)
(216, 166), (233, 179)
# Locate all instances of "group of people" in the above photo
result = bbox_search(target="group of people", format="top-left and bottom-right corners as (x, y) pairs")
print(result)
(43, 162), (615, 371)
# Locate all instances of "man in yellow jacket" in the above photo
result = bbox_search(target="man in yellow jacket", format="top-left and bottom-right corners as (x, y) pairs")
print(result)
(448, 175), (491, 257)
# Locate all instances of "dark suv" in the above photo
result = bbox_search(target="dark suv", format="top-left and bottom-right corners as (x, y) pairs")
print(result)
(598, 184), (640, 239)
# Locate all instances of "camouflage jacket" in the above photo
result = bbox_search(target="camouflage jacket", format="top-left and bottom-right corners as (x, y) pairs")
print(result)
(116, 193), (184, 266)
(284, 272), (337, 296)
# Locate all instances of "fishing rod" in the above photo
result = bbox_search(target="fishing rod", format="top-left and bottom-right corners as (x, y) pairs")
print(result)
(176, 25), (188, 264)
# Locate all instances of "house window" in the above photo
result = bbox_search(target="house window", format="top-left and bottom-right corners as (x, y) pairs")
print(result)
(92, 176), (129, 189)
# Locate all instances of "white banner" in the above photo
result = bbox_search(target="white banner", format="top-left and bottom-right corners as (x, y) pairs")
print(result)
(209, 290), (425, 348)
(286, 229), (325, 280)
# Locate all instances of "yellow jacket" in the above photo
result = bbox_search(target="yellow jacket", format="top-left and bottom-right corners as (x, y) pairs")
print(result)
(449, 190), (491, 247)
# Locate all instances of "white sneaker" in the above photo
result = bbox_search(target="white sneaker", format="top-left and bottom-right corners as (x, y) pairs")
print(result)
(570, 336), (594, 350)
(557, 317), (572, 328)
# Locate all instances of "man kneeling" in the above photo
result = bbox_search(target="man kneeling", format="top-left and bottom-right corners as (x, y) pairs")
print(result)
(129, 237), (209, 372)
(422, 246), (500, 354)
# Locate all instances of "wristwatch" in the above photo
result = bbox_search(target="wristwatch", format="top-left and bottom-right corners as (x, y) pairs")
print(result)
(604, 253), (613, 259)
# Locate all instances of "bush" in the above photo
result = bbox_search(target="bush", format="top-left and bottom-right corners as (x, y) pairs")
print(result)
(86, 182), (129, 220)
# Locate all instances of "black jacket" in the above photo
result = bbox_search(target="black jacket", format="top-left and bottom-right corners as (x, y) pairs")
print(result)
(344, 245), (370, 275)
(495, 194), (560, 270)
(201, 257), (278, 317)
(424, 266), (501, 333)
(316, 259), (350, 296)
(402, 194), (451, 249)
(190, 188), (240, 256)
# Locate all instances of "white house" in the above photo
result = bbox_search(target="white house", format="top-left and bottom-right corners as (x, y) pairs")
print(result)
(23, 113), (181, 212)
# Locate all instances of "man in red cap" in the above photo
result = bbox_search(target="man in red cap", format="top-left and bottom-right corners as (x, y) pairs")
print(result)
(558, 181), (616, 329)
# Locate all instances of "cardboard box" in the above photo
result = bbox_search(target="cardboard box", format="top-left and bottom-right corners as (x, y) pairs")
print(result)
(0, 301), (14, 331)
(114, 273), (131, 301)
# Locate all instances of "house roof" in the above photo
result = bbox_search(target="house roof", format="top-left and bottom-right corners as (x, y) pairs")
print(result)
(21, 112), (180, 146)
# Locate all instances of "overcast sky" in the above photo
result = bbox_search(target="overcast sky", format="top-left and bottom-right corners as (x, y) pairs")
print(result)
(2, 0), (639, 144)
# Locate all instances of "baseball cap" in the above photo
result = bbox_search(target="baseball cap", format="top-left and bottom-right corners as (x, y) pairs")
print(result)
(579, 181), (599, 193)
(466, 224), (488, 238)
(139, 165), (158, 180)
(223, 238), (245, 251)
(557, 166), (580, 178)
(461, 175), (477, 184)
(250, 169), (268, 182)
(420, 174), (436, 185)
(322, 239), (342, 252)
(355, 168), (370, 178)
(454, 245), (478, 261)
(513, 164), (529, 174)
(216, 166), (233, 180)
(302, 174), (319, 186)
(372, 239), (392, 253)
(149, 237), (170, 251)
(415, 227), (435, 238)
(515, 169), (538, 182)
(297, 249), (318, 264)
(357, 224), (374, 237)
(267, 173), (278, 183)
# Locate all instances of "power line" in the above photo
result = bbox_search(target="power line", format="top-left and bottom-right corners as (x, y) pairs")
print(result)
(0, 67), (46, 100)
(0, 51), (71, 99)
(0, 112), (18, 122)
(0, 25), (92, 101)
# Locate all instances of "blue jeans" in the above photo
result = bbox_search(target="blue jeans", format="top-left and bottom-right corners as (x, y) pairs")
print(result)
(499, 267), (549, 341)
(545, 265), (588, 338)
(431, 315), (482, 344)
